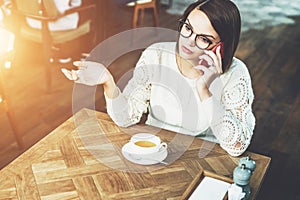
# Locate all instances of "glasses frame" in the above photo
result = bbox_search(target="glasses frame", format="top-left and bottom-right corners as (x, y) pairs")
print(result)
(178, 19), (220, 50)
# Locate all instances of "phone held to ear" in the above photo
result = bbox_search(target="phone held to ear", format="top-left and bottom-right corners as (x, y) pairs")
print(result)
(198, 42), (224, 67)
(212, 42), (224, 59)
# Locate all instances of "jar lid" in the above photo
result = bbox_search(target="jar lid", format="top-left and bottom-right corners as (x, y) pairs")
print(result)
(238, 155), (256, 172)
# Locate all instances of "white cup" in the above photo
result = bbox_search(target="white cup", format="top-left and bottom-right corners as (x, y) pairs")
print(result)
(130, 133), (167, 155)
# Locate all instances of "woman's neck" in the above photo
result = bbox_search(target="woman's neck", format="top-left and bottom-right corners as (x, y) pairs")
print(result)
(176, 53), (200, 79)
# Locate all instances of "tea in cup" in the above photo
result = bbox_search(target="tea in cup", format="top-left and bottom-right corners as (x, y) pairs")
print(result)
(134, 140), (157, 148)
(130, 133), (167, 154)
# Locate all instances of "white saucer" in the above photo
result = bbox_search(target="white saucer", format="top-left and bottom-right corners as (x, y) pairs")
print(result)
(122, 142), (168, 165)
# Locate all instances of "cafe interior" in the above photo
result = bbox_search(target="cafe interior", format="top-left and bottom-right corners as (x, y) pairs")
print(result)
(0, 0), (299, 199)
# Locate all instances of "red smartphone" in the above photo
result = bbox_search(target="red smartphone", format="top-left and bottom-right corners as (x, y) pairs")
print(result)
(212, 42), (224, 59)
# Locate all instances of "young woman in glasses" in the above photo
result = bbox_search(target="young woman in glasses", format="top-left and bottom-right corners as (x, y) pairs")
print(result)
(62, 0), (255, 156)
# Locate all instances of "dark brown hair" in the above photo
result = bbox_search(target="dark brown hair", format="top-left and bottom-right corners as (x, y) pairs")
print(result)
(180, 0), (241, 72)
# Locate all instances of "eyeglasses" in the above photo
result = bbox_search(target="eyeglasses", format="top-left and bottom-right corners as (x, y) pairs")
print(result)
(178, 19), (219, 50)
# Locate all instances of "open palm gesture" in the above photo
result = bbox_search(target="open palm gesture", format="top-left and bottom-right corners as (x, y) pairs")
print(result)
(61, 61), (112, 86)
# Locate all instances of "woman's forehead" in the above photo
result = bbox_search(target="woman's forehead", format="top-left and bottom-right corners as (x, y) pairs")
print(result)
(187, 9), (219, 39)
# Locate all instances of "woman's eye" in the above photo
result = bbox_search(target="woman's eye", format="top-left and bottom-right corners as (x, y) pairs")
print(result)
(184, 24), (192, 31)
(198, 36), (211, 44)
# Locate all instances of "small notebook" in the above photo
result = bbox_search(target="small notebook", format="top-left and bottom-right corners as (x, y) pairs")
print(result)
(188, 176), (231, 200)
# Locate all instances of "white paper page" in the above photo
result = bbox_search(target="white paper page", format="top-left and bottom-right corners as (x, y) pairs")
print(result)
(189, 176), (231, 200)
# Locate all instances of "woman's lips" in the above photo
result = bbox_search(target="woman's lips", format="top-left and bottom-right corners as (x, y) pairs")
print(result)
(181, 45), (193, 54)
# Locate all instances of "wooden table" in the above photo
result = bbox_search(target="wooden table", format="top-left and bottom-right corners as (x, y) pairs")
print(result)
(0, 108), (270, 199)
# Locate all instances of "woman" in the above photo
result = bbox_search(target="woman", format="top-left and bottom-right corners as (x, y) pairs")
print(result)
(62, 0), (255, 156)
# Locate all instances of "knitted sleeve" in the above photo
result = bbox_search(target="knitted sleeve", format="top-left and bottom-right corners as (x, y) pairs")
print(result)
(105, 45), (160, 127)
(202, 61), (255, 156)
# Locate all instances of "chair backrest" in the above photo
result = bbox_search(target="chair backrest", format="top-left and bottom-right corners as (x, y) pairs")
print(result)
(43, 0), (60, 17)
(14, 0), (59, 17)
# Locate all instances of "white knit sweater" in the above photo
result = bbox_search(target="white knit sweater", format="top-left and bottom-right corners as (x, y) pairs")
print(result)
(105, 42), (255, 156)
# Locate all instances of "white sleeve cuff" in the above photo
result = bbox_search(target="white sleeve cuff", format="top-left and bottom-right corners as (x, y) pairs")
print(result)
(104, 90), (128, 116)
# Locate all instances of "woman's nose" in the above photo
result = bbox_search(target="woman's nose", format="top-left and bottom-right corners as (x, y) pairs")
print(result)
(187, 33), (196, 47)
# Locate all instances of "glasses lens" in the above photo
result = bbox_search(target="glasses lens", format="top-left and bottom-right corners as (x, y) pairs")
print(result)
(178, 20), (212, 50)
(195, 35), (212, 49)
(180, 23), (192, 38)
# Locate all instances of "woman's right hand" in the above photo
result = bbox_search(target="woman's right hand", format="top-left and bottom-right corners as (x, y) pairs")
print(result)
(61, 61), (112, 86)
(61, 61), (120, 98)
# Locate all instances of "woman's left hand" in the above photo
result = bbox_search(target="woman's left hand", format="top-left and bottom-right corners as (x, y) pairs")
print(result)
(195, 46), (223, 90)
(194, 46), (223, 100)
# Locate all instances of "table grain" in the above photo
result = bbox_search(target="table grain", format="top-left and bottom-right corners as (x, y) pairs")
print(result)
(0, 108), (270, 200)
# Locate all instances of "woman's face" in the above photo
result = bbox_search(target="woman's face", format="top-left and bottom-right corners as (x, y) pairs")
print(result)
(178, 9), (220, 64)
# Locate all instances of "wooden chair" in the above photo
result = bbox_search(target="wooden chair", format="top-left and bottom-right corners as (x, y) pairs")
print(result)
(10, 0), (97, 91)
(128, 0), (159, 28)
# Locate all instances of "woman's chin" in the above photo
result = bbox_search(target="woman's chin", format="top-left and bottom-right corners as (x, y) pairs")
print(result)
(179, 52), (197, 62)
